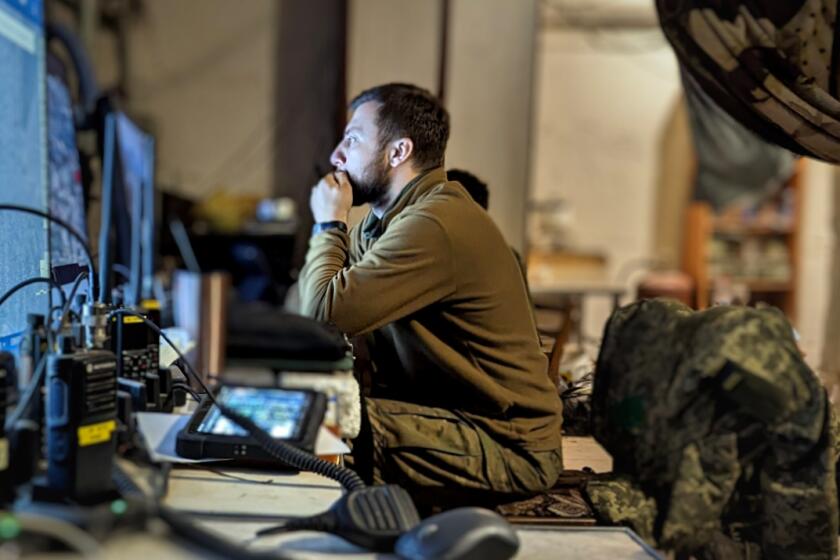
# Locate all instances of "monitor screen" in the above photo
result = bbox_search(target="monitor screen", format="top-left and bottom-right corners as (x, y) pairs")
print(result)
(116, 113), (153, 223)
(109, 111), (154, 305)
(196, 386), (311, 440)
(47, 54), (88, 290)
(0, 0), (49, 353)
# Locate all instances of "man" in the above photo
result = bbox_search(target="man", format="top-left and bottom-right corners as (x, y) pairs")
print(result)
(446, 168), (530, 291)
(299, 83), (562, 510)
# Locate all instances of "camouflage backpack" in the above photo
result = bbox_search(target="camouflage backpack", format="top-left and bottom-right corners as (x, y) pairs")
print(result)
(586, 299), (838, 559)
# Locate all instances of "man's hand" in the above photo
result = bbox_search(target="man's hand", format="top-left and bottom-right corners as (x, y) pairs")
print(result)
(310, 171), (352, 224)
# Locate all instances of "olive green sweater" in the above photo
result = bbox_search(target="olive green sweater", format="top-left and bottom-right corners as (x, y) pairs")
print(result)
(299, 167), (562, 452)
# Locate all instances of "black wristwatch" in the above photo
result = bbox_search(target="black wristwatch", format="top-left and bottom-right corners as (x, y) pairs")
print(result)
(312, 221), (348, 236)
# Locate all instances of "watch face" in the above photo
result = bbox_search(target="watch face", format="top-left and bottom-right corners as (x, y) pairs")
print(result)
(313, 221), (347, 235)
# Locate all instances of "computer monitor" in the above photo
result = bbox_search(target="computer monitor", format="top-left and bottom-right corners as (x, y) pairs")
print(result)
(46, 52), (89, 295)
(0, 0), (50, 353)
(101, 111), (154, 306)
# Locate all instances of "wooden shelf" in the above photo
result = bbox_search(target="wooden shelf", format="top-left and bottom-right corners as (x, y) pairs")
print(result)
(739, 279), (792, 292)
(713, 226), (794, 237)
(681, 160), (803, 320)
(704, 279), (793, 292)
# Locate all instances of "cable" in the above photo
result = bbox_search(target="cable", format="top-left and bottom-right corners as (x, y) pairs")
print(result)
(165, 382), (202, 408)
(113, 263), (132, 281)
(14, 513), (103, 559)
(108, 309), (366, 492)
(158, 506), (291, 560)
(219, 404), (364, 492)
(53, 272), (88, 331)
(0, 277), (66, 310)
(49, 305), (61, 317)
(168, 219), (201, 274)
(171, 382), (201, 401)
(3, 272), (88, 431)
(6, 355), (46, 431)
(0, 205), (96, 301)
(171, 382), (201, 398)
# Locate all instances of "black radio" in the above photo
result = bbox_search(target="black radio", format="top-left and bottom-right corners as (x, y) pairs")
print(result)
(112, 312), (153, 380)
(112, 309), (163, 411)
(45, 337), (118, 502)
(140, 301), (162, 379)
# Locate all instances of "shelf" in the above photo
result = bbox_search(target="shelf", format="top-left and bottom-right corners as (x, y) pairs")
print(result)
(704, 279), (792, 292)
(681, 159), (804, 317)
(713, 226), (794, 237)
(739, 279), (792, 292)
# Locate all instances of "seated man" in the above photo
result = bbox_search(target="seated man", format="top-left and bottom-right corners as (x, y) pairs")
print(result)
(446, 168), (529, 292)
(299, 83), (562, 510)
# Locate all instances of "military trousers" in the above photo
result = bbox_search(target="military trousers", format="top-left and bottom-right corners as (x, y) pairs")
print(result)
(349, 397), (563, 512)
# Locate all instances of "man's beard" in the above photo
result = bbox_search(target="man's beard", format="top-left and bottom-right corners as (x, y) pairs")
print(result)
(348, 154), (390, 206)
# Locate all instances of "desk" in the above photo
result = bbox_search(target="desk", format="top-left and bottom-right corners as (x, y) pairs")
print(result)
(530, 281), (625, 347)
(97, 465), (658, 559)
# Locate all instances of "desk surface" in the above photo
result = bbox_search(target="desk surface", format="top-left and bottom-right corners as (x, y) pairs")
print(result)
(93, 433), (652, 560)
(95, 466), (656, 560)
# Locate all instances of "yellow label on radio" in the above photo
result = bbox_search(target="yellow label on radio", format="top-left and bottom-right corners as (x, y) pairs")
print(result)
(141, 299), (161, 310)
(0, 438), (8, 470)
(122, 316), (143, 324)
(78, 420), (116, 447)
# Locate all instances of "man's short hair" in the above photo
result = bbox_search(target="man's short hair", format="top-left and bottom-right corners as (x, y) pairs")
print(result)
(447, 169), (489, 210)
(350, 83), (450, 171)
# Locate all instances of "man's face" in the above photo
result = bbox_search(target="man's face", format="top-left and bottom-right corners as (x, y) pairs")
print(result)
(330, 101), (391, 206)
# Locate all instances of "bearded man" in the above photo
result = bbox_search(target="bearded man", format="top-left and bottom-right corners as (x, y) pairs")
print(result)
(299, 83), (562, 510)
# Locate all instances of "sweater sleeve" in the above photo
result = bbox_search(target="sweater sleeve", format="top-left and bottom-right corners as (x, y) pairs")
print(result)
(298, 214), (455, 336)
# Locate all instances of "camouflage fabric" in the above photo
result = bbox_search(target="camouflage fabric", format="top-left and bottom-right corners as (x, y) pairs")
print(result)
(586, 475), (657, 543)
(350, 397), (563, 514)
(588, 299), (838, 559)
(656, 1), (840, 163)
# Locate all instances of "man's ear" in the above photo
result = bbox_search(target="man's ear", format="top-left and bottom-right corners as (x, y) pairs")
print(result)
(388, 138), (414, 168)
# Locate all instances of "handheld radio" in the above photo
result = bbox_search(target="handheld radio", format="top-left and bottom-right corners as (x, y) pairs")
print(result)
(45, 336), (118, 502)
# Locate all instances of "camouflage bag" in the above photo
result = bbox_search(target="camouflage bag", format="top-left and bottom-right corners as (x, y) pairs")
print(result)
(587, 299), (838, 559)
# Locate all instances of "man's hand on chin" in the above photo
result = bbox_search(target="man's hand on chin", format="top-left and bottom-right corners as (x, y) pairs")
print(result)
(310, 171), (353, 225)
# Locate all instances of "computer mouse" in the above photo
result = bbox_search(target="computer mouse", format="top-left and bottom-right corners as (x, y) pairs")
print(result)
(394, 507), (520, 560)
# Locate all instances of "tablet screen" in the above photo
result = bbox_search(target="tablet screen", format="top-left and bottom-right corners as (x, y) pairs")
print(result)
(196, 386), (312, 440)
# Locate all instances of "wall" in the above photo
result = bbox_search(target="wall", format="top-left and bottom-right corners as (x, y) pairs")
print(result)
(798, 161), (835, 364)
(345, 0), (537, 249)
(344, 0), (441, 227)
(347, 0), (441, 96)
(820, 174), (840, 394)
(445, 0), (538, 251)
(89, 0), (277, 199)
(530, 28), (683, 338)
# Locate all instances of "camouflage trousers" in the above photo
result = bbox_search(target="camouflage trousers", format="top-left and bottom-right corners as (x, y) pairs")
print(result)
(350, 397), (563, 512)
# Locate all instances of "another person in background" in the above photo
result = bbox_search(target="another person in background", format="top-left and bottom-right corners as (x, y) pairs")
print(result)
(448, 168), (529, 292)
(447, 168), (488, 210)
(299, 83), (562, 511)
